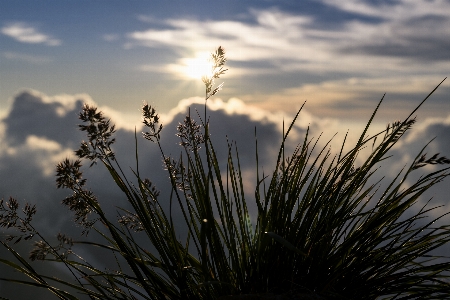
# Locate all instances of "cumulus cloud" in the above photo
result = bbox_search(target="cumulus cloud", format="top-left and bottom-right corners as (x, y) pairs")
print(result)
(2, 90), (138, 147)
(161, 96), (318, 133)
(1, 22), (61, 46)
(3, 90), (89, 147)
(0, 90), (312, 236)
(1, 89), (448, 229)
(0, 89), (332, 238)
(390, 114), (450, 204)
(6, 135), (73, 177)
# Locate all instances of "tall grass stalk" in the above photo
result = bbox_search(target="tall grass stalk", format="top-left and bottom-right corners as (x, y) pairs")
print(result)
(1, 47), (450, 299)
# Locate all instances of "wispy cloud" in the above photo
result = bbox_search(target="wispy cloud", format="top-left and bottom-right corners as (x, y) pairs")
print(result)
(325, 0), (450, 62)
(1, 22), (61, 46)
(127, 9), (323, 69)
(124, 3), (450, 119)
(127, 5), (450, 76)
(321, 0), (450, 20)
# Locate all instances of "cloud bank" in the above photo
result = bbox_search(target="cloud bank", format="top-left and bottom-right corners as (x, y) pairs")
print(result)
(1, 89), (450, 298)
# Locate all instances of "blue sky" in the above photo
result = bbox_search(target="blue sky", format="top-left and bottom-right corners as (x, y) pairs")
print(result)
(1, 0), (449, 123)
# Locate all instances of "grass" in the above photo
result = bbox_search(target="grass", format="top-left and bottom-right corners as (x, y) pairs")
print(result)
(1, 46), (450, 299)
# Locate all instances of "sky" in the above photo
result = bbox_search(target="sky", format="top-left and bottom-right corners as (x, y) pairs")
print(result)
(1, 0), (450, 122)
(1, 0), (450, 298)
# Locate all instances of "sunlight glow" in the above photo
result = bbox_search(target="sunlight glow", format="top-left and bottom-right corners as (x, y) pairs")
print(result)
(181, 52), (213, 80)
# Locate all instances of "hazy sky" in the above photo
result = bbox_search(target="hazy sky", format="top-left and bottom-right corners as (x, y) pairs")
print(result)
(1, 0), (449, 123)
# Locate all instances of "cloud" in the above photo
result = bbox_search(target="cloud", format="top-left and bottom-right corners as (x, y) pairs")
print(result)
(129, 9), (314, 62)
(337, 17), (450, 62)
(161, 96), (316, 132)
(2, 90), (138, 147)
(1, 22), (61, 46)
(2, 88), (448, 218)
(378, 115), (450, 250)
(321, 0), (450, 21)
(248, 76), (450, 120)
(320, 0), (450, 60)
(123, 5), (450, 120)
(0, 89), (333, 234)
(3, 90), (89, 147)
(0, 89), (314, 229)
(2, 88), (448, 223)
(127, 5), (450, 78)
(5, 135), (73, 177)
(127, 9), (329, 75)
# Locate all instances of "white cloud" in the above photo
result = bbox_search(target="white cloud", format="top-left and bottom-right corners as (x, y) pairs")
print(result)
(1, 22), (61, 46)
(127, 5), (450, 79)
(121, 5), (450, 122)
(159, 96), (336, 149)
(4, 135), (73, 177)
(127, 9), (327, 69)
(140, 59), (257, 80)
(384, 114), (450, 219)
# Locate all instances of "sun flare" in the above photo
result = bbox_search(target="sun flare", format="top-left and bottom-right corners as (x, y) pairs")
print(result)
(181, 53), (213, 80)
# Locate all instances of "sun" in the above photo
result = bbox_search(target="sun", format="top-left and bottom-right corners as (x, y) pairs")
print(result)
(181, 53), (213, 80)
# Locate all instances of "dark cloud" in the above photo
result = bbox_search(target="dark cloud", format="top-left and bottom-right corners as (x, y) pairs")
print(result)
(3, 90), (85, 146)
(341, 35), (450, 62)
(392, 117), (450, 209)
(334, 6), (450, 62)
